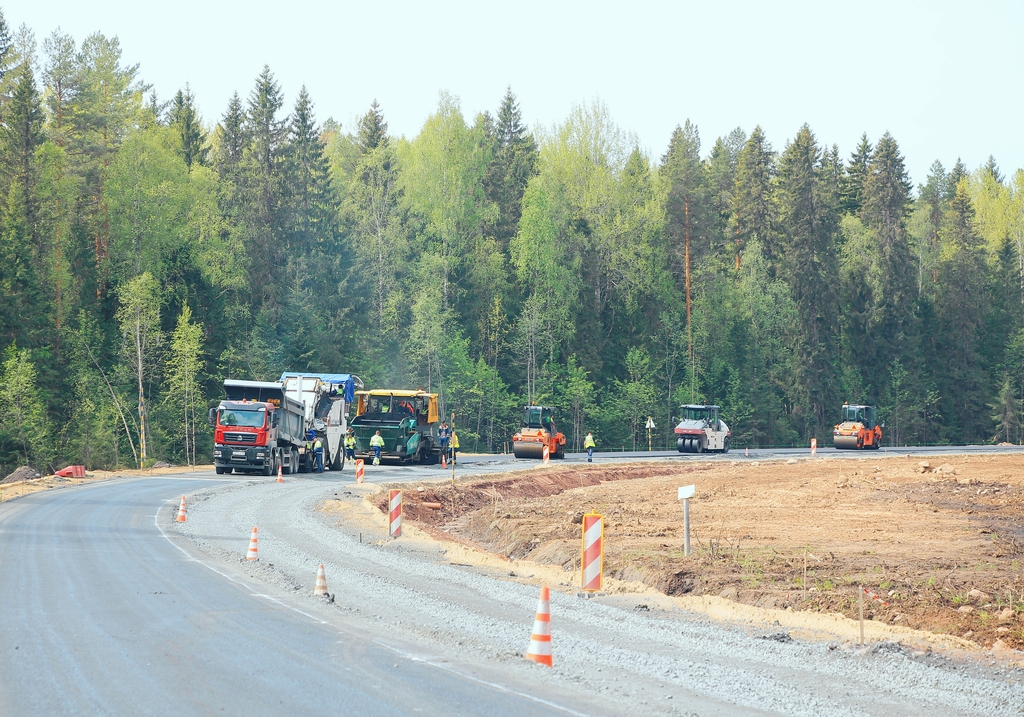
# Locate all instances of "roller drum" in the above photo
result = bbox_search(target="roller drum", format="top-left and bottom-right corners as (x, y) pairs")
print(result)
(513, 442), (546, 459)
(833, 435), (861, 450)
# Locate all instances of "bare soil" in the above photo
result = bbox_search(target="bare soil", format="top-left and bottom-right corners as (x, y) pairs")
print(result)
(373, 455), (1024, 651)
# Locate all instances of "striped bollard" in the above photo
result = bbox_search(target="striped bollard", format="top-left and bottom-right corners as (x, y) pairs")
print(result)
(811, 438), (817, 457)
(389, 489), (403, 537)
(581, 512), (604, 592)
(355, 459), (364, 484)
(542, 445), (550, 465)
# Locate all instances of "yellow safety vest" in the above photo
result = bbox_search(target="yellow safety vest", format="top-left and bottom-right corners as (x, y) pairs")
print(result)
(584, 435), (595, 448)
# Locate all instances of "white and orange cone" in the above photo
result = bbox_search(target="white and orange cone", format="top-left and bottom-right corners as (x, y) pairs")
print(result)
(525, 586), (552, 667)
(175, 496), (187, 522)
(246, 527), (259, 561)
(314, 564), (328, 596)
(277, 464), (284, 483)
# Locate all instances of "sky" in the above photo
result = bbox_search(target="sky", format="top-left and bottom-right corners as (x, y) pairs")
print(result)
(10, 0), (1024, 187)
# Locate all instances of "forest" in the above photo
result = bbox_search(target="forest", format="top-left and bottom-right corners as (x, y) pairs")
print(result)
(2, 9), (1024, 474)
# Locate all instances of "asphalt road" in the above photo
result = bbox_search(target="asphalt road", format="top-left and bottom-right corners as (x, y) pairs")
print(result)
(2, 448), (1023, 716)
(0, 474), (598, 716)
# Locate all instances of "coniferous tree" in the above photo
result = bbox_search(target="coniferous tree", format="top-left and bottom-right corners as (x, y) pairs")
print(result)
(217, 91), (247, 180)
(840, 133), (872, 214)
(483, 87), (538, 248)
(862, 132), (917, 407)
(240, 66), (287, 305)
(661, 120), (706, 361)
(731, 125), (775, 271)
(776, 124), (841, 437)
(0, 61), (44, 349)
(169, 84), (208, 170)
(357, 99), (388, 154)
(936, 179), (988, 441)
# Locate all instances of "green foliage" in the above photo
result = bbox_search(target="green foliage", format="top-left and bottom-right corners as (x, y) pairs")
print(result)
(0, 346), (49, 470)
(3, 15), (1024, 476)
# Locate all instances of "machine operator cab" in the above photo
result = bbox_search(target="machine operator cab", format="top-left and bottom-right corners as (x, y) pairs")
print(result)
(521, 405), (556, 433)
(674, 404), (730, 453)
(841, 404), (877, 430)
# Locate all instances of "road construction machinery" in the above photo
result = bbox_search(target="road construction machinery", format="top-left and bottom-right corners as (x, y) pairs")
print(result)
(832, 403), (882, 449)
(350, 389), (441, 464)
(512, 406), (566, 459)
(674, 404), (731, 453)
(210, 373), (360, 475)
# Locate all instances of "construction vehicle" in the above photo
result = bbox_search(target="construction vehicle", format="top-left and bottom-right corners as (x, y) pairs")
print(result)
(512, 406), (566, 459)
(674, 404), (731, 453)
(350, 389), (441, 464)
(209, 373), (360, 475)
(832, 403), (882, 449)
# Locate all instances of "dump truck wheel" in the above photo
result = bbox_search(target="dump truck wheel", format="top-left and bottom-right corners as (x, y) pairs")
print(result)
(216, 466), (227, 475)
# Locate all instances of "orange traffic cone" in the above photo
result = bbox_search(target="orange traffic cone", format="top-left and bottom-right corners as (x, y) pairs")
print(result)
(441, 452), (447, 469)
(525, 586), (552, 667)
(246, 527), (259, 561)
(176, 496), (187, 522)
(277, 464), (283, 483)
(314, 564), (328, 596)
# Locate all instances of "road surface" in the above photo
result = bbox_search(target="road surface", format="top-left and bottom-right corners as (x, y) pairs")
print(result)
(1, 450), (1022, 716)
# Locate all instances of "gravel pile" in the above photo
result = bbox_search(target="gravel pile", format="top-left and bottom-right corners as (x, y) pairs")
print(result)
(171, 477), (1024, 717)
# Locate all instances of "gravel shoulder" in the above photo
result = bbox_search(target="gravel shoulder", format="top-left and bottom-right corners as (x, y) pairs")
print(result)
(168, 468), (1024, 717)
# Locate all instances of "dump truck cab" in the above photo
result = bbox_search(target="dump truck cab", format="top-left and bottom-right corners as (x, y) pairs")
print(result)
(833, 403), (882, 449)
(512, 405), (566, 459)
(674, 404), (731, 453)
(350, 390), (440, 464)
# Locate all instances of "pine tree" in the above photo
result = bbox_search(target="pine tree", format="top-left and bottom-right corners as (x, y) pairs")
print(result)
(936, 179), (988, 440)
(0, 62), (44, 350)
(0, 10), (13, 83)
(862, 131), (917, 408)
(982, 155), (1003, 184)
(840, 133), (871, 214)
(217, 91), (247, 179)
(169, 84), (208, 170)
(730, 125), (774, 271)
(240, 66), (288, 305)
(776, 124), (840, 437)
(357, 99), (388, 153)
(661, 120), (706, 365)
(483, 87), (538, 247)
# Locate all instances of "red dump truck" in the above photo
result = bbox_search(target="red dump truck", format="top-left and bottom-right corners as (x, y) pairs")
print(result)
(209, 374), (359, 475)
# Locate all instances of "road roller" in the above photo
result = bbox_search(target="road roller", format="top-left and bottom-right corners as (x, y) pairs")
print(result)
(832, 403), (882, 449)
(674, 404), (731, 453)
(512, 406), (566, 459)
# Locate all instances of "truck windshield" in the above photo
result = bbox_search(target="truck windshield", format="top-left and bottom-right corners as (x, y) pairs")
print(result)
(219, 408), (266, 428)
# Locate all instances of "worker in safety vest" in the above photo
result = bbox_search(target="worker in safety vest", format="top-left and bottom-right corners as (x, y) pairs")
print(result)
(584, 432), (596, 462)
(344, 429), (356, 461)
(313, 435), (324, 472)
(451, 430), (460, 466)
(370, 430), (385, 465)
(438, 422), (450, 455)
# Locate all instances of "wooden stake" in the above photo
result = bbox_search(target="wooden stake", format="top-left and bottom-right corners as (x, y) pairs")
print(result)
(859, 586), (865, 645)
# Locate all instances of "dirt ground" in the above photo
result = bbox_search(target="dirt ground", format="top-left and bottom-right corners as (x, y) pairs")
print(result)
(373, 454), (1024, 652)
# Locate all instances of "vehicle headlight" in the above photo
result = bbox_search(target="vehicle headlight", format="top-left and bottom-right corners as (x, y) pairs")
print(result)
(214, 450), (223, 457)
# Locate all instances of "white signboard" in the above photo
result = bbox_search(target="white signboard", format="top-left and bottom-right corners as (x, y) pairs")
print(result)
(645, 417), (656, 429)
(677, 485), (696, 500)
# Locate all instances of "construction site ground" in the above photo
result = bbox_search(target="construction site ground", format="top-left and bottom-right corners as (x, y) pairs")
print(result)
(370, 453), (1024, 655)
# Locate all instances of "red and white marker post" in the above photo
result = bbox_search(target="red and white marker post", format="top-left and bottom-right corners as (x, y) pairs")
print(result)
(355, 459), (364, 484)
(581, 513), (604, 592)
(388, 489), (403, 537)
(810, 438), (817, 457)
(542, 444), (550, 465)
